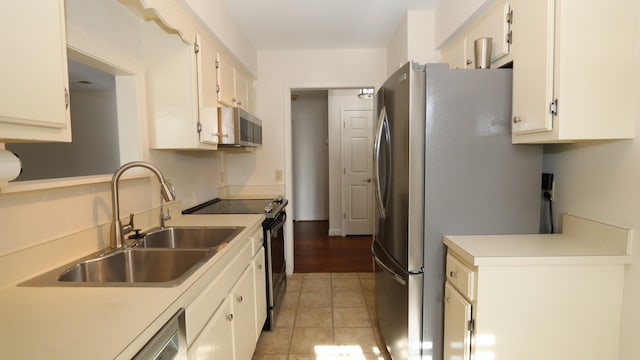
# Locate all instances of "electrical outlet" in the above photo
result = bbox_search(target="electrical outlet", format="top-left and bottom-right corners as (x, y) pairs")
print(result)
(275, 169), (283, 182)
(541, 173), (555, 202)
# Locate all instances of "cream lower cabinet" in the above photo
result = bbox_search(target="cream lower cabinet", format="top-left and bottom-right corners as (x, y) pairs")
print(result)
(189, 297), (234, 360)
(0, 0), (71, 142)
(443, 282), (472, 360)
(252, 246), (267, 338)
(443, 250), (625, 360)
(187, 227), (266, 360)
(230, 265), (258, 360)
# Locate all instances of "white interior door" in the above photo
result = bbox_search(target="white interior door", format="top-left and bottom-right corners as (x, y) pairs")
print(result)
(341, 107), (374, 235)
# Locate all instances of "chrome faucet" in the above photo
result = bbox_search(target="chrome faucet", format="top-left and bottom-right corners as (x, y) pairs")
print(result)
(110, 161), (176, 248)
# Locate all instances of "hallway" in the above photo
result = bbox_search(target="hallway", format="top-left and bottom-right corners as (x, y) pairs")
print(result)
(293, 221), (373, 273)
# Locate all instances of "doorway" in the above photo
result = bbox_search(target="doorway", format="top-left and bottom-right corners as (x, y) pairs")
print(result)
(290, 89), (374, 234)
(290, 88), (374, 272)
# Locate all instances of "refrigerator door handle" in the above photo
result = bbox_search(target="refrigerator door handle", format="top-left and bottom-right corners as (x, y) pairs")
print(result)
(373, 107), (387, 219)
(372, 241), (406, 286)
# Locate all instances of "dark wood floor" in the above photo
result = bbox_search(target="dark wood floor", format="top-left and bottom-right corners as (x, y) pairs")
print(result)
(293, 220), (373, 273)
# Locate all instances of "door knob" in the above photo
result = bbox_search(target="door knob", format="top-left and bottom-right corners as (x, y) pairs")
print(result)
(363, 178), (372, 183)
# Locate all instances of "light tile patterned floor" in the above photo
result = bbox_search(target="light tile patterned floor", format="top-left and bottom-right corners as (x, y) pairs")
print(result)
(252, 273), (390, 360)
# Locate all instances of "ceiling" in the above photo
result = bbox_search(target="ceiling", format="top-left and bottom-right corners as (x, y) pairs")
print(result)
(223, 0), (442, 50)
(67, 59), (115, 91)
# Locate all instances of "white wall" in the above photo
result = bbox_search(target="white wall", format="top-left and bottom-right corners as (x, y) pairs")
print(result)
(237, 49), (386, 272)
(543, 143), (640, 358)
(434, 0), (497, 48)
(387, 15), (409, 74)
(387, 11), (441, 75)
(179, 0), (258, 76)
(0, 0), (223, 256)
(407, 11), (441, 65)
(291, 91), (329, 221)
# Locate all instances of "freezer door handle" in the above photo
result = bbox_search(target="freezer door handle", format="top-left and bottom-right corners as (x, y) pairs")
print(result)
(373, 107), (389, 219)
(372, 241), (406, 286)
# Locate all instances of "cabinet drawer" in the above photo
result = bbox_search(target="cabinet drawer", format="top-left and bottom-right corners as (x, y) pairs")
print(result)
(250, 228), (264, 256)
(446, 254), (475, 300)
(186, 241), (252, 346)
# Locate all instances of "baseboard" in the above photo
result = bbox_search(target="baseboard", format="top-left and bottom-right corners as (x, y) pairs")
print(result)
(328, 228), (342, 236)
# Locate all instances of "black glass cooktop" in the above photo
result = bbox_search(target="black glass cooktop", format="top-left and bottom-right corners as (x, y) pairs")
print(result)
(183, 198), (271, 214)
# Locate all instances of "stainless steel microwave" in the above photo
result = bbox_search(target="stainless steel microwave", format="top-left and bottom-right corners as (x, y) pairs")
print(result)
(218, 107), (262, 147)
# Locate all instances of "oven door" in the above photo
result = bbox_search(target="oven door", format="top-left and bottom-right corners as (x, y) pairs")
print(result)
(264, 211), (287, 330)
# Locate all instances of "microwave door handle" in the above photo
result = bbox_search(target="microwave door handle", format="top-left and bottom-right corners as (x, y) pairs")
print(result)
(373, 107), (387, 219)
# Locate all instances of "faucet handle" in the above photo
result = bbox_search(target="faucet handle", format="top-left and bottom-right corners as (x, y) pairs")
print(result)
(122, 213), (134, 234)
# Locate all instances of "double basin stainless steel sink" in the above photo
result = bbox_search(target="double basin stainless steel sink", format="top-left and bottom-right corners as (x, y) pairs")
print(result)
(21, 226), (244, 287)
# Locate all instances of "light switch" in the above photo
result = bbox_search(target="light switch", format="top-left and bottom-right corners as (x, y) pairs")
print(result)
(275, 169), (283, 182)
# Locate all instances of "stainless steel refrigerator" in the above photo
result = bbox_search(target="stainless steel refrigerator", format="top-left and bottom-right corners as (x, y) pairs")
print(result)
(372, 62), (542, 360)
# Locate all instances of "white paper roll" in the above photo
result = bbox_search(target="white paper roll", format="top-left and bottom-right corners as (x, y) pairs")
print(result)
(0, 150), (22, 181)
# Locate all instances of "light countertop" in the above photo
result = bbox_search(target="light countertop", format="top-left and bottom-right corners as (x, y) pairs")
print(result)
(444, 214), (632, 266)
(0, 213), (264, 360)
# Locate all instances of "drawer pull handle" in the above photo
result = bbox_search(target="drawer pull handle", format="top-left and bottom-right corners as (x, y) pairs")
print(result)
(237, 295), (244, 303)
(449, 271), (458, 278)
(226, 314), (234, 322)
(257, 264), (263, 270)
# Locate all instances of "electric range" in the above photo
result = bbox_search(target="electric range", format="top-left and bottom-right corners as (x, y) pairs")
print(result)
(182, 197), (288, 331)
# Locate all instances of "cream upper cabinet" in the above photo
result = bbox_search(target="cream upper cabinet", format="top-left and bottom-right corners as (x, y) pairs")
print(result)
(463, 1), (513, 69)
(196, 36), (222, 145)
(0, 0), (71, 142)
(234, 71), (249, 111)
(511, 0), (637, 143)
(143, 22), (219, 149)
(217, 53), (250, 111)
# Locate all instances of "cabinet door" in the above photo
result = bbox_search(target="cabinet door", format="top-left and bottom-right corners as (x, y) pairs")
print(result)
(234, 71), (249, 110)
(511, 0), (555, 134)
(189, 297), (235, 360)
(443, 282), (472, 360)
(463, 2), (513, 69)
(196, 35), (219, 145)
(253, 247), (267, 337)
(231, 266), (257, 360)
(217, 52), (235, 107)
(0, 0), (71, 142)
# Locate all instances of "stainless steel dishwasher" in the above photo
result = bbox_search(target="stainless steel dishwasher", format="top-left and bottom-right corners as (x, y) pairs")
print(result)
(133, 309), (187, 360)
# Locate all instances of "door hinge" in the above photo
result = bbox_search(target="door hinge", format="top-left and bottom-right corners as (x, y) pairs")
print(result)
(506, 7), (513, 44)
(194, 42), (200, 54)
(215, 60), (220, 69)
(196, 122), (202, 133)
(549, 99), (558, 116)
(468, 319), (475, 333)
(216, 84), (220, 93)
(343, 168), (346, 175)
(343, 213), (346, 219)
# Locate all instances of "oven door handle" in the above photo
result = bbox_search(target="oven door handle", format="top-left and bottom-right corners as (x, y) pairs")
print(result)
(269, 212), (287, 232)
